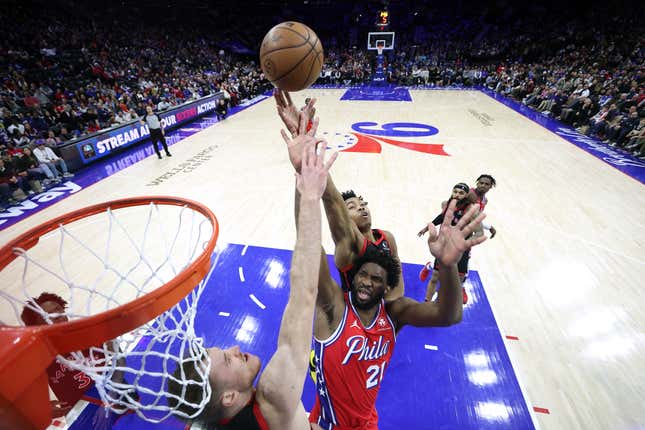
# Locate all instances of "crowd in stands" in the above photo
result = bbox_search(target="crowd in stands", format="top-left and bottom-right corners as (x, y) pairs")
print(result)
(1, 0), (643, 209)
(316, 2), (644, 158)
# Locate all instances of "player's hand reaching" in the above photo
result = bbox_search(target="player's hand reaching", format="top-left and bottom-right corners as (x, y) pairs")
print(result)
(426, 200), (487, 266)
(295, 139), (337, 200)
(281, 111), (320, 172)
(274, 89), (317, 137)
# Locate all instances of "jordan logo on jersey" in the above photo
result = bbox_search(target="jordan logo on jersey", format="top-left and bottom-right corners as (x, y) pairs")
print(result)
(341, 335), (391, 365)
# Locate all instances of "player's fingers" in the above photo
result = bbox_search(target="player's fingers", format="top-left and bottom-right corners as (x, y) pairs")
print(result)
(285, 90), (293, 106)
(301, 140), (312, 168)
(466, 234), (488, 248)
(308, 116), (320, 136)
(455, 205), (479, 230)
(324, 150), (338, 171)
(280, 129), (291, 145)
(461, 212), (486, 237)
(426, 223), (439, 243)
(274, 88), (285, 107)
(298, 111), (307, 135)
(442, 200), (457, 228)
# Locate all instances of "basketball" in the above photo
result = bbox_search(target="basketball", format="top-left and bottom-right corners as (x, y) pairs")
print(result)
(260, 21), (324, 92)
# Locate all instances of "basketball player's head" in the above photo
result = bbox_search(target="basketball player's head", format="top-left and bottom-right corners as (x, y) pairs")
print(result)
(451, 183), (470, 202)
(350, 250), (401, 310)
(20, 292), (69, 326)
(475, 174), (496, 195)
(342, 190), (371, 231)
(168, 346), (261, 424)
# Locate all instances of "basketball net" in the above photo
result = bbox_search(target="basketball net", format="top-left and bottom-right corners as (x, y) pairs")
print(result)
(0, 198), (219, 425)
(377, 46), (384, 56)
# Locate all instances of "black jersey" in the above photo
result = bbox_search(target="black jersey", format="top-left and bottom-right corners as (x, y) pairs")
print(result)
(216, 394), (269, 430)
(432, 198), (471, 226)
(339, 229), (392, 291)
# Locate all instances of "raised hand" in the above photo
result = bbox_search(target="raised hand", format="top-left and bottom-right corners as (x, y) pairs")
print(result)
(427, 200), (487, 266)
(275, 88), (317, 136)
(280, 111), (320, 172)
(274, 89), (299, 135)
(295, 138), (337, 200)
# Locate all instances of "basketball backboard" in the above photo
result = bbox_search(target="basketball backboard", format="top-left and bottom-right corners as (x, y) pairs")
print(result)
(367, 32), (395, 51)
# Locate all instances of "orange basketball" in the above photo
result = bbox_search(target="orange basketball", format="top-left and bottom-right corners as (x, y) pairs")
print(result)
(260, 22), (324, 92)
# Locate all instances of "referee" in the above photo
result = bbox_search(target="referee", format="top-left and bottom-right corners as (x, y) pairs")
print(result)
(141, 105), (171, 159)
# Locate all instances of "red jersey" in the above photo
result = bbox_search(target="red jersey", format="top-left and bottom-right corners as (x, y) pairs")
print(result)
(47, 353), (93, 405)
(309, 292), (396, 430)
(470, 187), (488, 212)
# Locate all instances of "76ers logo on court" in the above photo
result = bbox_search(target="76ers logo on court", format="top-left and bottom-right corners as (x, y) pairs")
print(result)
(323, 122), (448, 156)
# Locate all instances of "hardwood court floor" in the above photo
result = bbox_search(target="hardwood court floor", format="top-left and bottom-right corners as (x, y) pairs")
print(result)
(2, 89), (644, 430)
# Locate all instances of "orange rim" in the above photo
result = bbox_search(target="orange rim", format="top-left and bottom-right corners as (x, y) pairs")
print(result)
(0, 196), (219, 429)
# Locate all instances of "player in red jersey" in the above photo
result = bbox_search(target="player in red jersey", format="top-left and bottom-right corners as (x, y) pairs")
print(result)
(20, 293), (133, 420)
(20, 293), (91, 418)
(469, 174), (497, 238)
(275, 89), (404, 301)
(168, 122), (337, 430)
(281, 113), (488, 430)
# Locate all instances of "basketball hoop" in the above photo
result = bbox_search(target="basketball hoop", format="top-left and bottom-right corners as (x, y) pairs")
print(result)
(376, 41), (385, 56)
(0, 196), (219, 428)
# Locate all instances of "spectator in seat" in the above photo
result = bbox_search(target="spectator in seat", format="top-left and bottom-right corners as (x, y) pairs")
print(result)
(33, 140), (73, 179)
(0, 156), (34, 199)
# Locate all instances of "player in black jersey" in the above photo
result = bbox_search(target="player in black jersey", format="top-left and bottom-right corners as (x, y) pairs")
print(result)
(274, 89), (404, 301)
(333, 189), (402, 298)
(418, 183), (475, 303)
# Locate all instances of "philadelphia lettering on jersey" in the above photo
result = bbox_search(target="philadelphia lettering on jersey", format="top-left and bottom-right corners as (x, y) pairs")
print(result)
(309, 292), (396, 430)
(341, 333), (391, 365)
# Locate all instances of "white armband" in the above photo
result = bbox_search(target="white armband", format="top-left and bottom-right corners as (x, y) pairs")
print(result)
(482, 221), (492, 230)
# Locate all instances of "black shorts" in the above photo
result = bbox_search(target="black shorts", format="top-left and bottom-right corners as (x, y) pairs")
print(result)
(433, 248), (470, 277)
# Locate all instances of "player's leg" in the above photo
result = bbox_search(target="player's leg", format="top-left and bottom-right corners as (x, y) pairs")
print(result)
(457, 249), (471, 304)
(424, 259), (440, 302)
(150, 131), (162, 159)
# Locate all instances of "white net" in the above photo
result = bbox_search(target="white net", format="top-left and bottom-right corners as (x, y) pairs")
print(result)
(0, 200), (216, 422)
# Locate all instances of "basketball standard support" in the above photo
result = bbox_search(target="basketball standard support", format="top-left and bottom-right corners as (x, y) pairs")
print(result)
(372, 48), (387, 86)
(367, 32), (395, 87)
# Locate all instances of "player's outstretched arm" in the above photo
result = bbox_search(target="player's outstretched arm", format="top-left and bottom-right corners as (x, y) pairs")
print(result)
(389, 202), (487, 329)
(321, 174), (364, 268)
(256, 139), (336, 426)
(278, 107), (362, 269)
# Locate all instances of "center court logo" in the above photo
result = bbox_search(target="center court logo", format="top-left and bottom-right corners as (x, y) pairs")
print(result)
(323, 121), (449, 156)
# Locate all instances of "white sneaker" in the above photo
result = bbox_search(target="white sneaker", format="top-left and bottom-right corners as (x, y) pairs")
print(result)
(28, 190), (35, 195)
(63, 173), (74, 178)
